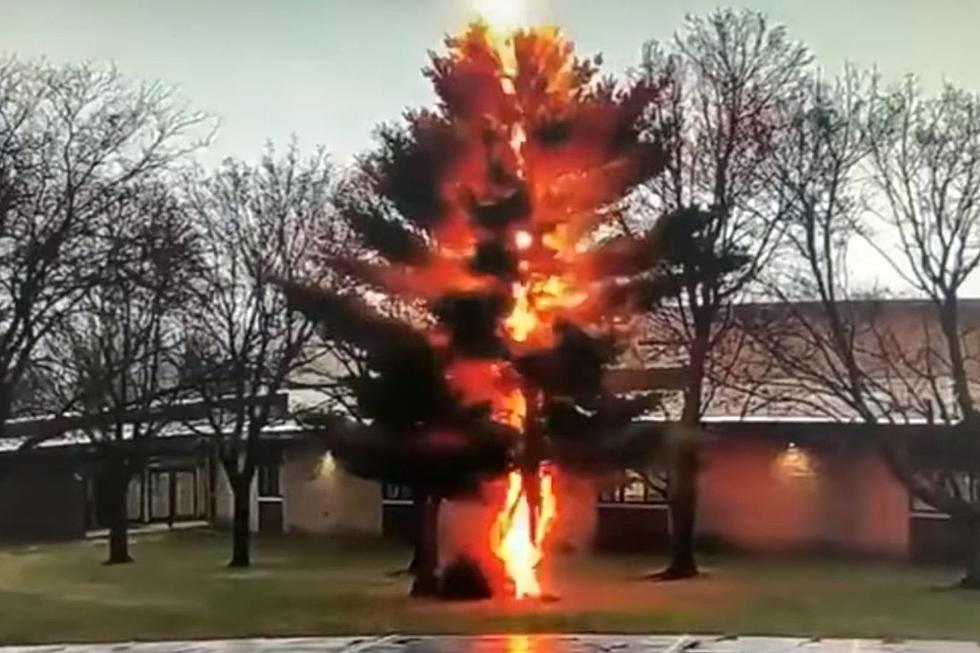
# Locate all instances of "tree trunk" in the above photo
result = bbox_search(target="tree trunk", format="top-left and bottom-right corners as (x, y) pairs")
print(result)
(228, 474), (251, 568)
(661, 436), (699, 579)
(409, 491), (423, 574)
(656, 330), (706, 581)
(410, 494), (440, 597)
(960, 521), (980, 589)
(105, 465), (133, 565)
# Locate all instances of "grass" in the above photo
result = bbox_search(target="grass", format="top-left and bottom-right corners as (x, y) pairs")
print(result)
(0, 530), (979, 644)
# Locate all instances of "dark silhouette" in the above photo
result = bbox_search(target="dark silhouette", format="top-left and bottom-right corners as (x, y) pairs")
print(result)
(743, 72), (980, 588)
(181, 144), (337, 568)
(635, 10), (811, 579)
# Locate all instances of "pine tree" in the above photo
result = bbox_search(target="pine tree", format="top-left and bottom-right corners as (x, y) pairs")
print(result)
(284, 23), (688, 598)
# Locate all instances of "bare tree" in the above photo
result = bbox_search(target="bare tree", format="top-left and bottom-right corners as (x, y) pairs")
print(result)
(183, 143), (336, 568)
(731, 68), (876, 415)
(865, 79), (980, 586)
(749, 76), (980, 587)
(0, 58), (210, 456)
(41, 182), (200, 563)
(635, 9), (810, 579)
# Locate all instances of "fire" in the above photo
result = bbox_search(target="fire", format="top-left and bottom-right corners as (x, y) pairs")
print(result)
(420, 15), (660, 600)
(492, 468), (557, 599)
(503, 276), (588, 344)
(302, 0), (668, 604)
(504, 282), (537, 342)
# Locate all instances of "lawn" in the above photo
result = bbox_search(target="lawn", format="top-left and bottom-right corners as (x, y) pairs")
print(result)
(0, 530), (978, 644)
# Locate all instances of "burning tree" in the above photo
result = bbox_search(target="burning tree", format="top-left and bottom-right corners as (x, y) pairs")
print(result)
(286, 22), (682, 599)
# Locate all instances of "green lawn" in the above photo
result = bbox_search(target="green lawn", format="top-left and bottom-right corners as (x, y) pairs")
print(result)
(0, 530), (978, 644)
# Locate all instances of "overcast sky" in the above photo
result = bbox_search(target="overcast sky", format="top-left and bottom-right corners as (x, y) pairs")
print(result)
(3, 0), (980, 293)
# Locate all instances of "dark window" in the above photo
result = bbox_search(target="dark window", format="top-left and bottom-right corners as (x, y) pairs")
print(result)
(599, 471), (667, 505)
(910, 471), (979, 516)
(258, 463), (281, 498)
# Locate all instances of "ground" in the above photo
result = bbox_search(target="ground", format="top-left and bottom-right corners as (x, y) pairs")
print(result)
(0, 531), (978, 645)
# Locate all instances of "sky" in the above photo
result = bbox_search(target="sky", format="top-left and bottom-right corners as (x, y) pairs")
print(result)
(3, 0), (979, 164)
(3, 0), (980, 293)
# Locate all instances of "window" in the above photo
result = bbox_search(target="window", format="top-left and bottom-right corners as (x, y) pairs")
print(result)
(910, 471), (979, 516)
(599, 471), (666, 505)
(174, 471), (197, 517)
(126, 476), (144, 521)
(149, 471), (170, 521)
(258, 463), (281, 498)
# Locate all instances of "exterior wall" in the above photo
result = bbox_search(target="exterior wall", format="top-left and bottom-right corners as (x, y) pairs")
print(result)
(282, 445), (381, 535)
(550, 473), (599, 552)
(213, 462), (259, 532)
(0, 459), (87, 542)
(698, 434), (908, 556)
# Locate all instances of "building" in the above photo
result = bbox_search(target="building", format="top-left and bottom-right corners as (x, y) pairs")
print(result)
(1, 299), (977, 566)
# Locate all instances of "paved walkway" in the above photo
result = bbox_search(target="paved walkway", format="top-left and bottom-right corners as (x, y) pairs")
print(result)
(3, 635), (979, 653)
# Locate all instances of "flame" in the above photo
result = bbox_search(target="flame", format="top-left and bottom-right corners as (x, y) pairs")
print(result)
(503, 275), (588, 344)
(504, 282), (537, 342)
(492, 467), (557, 599)
(427, 19), (653, 601)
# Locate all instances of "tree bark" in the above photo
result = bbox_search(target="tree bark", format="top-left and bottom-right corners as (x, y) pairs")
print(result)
(105, 464), (133, 565)
(656, 327), (706, 581)
(661, 435), (699, 579)
(960, 521), (980, 589)
(228, 474), (252, 568)
(409, 491), (423, 574)
(410, 494), (441, 597)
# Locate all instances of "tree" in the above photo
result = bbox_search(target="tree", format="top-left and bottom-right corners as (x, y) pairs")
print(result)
(284, 24), (681, 598)
(183, 144), (336, 568)
(41, 182), (199, 564)
(0, 58), (209, 459)
(634, 9), (811, 579)
(747, 75), (980, 587)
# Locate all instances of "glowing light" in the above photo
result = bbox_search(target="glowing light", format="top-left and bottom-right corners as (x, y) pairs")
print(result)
(492, 468), (557, 599)
(316, 453), (335, 478)
(515, 230), (534, 250)
(505, 635), (532, 653)
(505, 282), (537, 342)
(774, 442), (817, 480)
(474, 0), (528, 31)
(499, 387), (528, 429)
(503, 275), (589, 344)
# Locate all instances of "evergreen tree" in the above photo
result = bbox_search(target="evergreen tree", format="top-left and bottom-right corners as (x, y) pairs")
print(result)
(285, 24), (687, 597)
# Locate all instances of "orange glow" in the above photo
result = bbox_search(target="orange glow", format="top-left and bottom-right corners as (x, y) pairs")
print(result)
(504, 282), (537, 342)
(505, 635), (532, 653)
(492, 467), (557, 599)
(499, 386), (528, 429)
(503, 275), (588, 345)
(420, 21), (659, 600)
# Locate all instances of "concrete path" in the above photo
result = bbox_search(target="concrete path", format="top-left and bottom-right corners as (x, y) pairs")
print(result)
(3, 635), (980, 653)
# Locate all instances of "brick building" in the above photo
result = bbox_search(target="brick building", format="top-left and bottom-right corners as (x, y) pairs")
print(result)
(1, 300), (977, 566)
